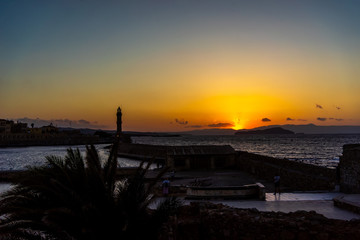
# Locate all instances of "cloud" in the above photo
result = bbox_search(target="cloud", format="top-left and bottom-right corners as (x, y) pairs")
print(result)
(78, 119), (90, 125)
(261, 118), (271, 122)
(287, 117), (308, 122)
(329, 118), (344, 121)
(185, 125), (203, 128)
(53, 119), (73, 126)
(316, 104), (323, 109)
(317, 117), (327, 121)
(174, 118), (188, 125)
(208, 122), (234, 128)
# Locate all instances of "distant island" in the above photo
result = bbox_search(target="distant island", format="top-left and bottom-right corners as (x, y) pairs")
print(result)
(235, 127), (295, 135)
(177, 124), (360, 135)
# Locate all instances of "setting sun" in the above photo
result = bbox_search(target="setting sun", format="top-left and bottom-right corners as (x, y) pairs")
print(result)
(231, 117), (243, 130)
(232, 123), (243, 131)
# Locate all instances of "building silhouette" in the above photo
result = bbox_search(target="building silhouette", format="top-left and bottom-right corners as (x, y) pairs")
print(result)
(116, 107), (122, 137)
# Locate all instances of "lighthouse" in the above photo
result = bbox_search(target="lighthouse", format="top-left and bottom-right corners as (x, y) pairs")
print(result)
(116, 107), (122, 137)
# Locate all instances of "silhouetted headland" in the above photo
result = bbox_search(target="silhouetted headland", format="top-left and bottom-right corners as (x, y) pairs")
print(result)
(235, 127), (295, 135)
(0, 119), (114, 147)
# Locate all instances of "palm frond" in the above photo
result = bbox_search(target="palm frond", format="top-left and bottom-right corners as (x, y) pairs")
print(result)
(85, 145), (102, 176)
(0, 142), (181, 240)
(103, 139), (119, 194)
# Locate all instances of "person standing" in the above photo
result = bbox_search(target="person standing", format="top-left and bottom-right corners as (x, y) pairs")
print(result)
(162, 178), (170, 196)
(274, 174), (281, 195)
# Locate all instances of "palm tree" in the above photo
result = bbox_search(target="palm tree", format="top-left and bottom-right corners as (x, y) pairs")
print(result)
(0, 141), (181, 240)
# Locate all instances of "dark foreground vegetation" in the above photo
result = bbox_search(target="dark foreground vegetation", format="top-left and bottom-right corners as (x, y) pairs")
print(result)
(159, 202), (360, 240)
(0, 141), (181, 240)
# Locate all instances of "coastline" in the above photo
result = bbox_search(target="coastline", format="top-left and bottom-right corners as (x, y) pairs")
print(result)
(0, 138), (113, 148)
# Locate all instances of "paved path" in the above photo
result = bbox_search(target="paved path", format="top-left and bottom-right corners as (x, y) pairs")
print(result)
(187, 193), (360, 221)
(3, 182), (360, 221)
(153, 192), (360, 221)
(265, 192), (341, 201)
(339, 194), (360, 203)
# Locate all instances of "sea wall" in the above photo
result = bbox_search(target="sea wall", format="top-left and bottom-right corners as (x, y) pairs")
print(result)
(235, 151), (337, 191)
(118, 143), (167, 160)
(117, 143), (236, 170)
(0, 134), (103, 147)
(0, 168), (140, 183)
(339, 144), (360, 193)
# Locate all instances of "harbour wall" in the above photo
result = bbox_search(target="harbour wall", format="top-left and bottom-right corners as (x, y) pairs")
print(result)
(0, 168), (139, 182)
(118, 143), (338, 191)
(0, 135), (111, 147)
(235, 151), (337, 191)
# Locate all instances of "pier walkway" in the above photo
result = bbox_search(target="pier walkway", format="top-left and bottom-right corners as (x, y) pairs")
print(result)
(150, 169), (360, 221)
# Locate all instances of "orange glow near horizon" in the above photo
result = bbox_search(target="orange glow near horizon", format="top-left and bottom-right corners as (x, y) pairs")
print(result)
(1, 1), (360, 131)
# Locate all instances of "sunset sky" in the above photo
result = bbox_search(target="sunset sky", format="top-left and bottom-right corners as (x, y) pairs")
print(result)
(1, 1), (360, 132)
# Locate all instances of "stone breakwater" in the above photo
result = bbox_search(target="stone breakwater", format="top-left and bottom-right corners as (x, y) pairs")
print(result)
(159, 202), (360, 240)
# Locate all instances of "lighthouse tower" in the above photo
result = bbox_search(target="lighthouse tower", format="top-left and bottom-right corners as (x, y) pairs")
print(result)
(116, 107), (122, 137)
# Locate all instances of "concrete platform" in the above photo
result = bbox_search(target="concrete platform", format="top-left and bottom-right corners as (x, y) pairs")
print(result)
(266, 192), (341, 201)
(151, 169), (268, 187)
(333, 194), (360, 214)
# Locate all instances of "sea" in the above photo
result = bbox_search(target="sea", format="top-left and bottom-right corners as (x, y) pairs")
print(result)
(0, 134), (360, 171)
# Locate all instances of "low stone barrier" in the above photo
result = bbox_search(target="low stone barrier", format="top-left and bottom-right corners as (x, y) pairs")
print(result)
(186, 183), (265, 200)
(333, 195), (360, 214)
(0, 168), (140, 183)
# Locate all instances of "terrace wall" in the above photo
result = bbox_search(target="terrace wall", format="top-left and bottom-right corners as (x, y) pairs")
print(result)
(235, 151), (337, 191)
